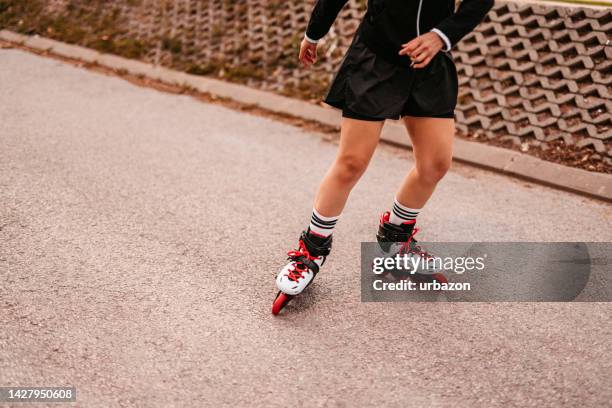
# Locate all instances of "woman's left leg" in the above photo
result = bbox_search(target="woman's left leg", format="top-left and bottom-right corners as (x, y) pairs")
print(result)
(376, 116), (454, 283)
(394, 116), (454, 213)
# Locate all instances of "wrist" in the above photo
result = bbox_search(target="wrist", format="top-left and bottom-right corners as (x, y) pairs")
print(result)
(431, 28), (452, 52)
(304, 33), (319, 44)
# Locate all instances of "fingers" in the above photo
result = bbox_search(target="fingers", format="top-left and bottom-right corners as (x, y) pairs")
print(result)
(299, 44), (307, 63)
(400, 40), (429, 63)
(410, 45), (429, 64)
(299, 42), (317, 67)
(399, 37), (420, 56)
(300, 49), (312, 66)
(311, 46), (318, 63)
(304, 49), (316, 65)
(413, 55), (433, 69)
(400, 35), (440, 69)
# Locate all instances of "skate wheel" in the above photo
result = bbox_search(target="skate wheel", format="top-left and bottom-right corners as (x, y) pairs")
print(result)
(432, 273), (448, 285)
(272, 292), (291, 315)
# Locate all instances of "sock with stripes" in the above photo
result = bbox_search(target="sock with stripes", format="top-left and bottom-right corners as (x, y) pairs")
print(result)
(308, 208), (339, 238)
(389, 198), (420, 225)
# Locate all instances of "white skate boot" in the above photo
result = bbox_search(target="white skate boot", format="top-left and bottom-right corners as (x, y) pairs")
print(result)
(272, 230), (332, 315)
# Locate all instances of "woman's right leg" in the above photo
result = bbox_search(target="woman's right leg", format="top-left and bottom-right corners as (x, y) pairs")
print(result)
(313, 117), (384, 217)
(273, 116), (383, 312)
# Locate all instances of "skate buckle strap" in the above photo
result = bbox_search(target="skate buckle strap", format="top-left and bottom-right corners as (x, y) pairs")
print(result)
(301, 231), (332, 257)
(378, 225), (409, 243)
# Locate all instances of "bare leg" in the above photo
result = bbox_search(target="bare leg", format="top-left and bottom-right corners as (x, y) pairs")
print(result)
(314, 117), (384, 216)
(395, 116), (455, 208)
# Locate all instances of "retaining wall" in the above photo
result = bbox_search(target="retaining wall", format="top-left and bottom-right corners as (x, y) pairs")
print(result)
(1, 0), (610, 170)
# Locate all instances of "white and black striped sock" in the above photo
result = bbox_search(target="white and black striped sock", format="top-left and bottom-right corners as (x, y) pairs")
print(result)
(389, 198), (420, 225)
(309, 208), (339, 238)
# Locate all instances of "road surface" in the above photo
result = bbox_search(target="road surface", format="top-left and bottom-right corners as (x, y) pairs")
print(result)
(1, 48), (611, 407)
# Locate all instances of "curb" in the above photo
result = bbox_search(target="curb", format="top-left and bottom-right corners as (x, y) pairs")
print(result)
(1, 30), (610, 202)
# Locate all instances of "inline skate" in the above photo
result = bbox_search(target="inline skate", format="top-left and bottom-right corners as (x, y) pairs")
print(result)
(376, 211), (448, 284)
(272, 230), (332, 315)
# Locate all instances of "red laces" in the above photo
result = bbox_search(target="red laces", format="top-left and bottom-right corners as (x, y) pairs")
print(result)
(286, 264), (308, 282)
(286, 240), (317, 282)
(398, 227), (432, 259)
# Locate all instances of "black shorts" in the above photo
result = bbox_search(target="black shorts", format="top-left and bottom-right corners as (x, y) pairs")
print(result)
(325, 33), (458, 121)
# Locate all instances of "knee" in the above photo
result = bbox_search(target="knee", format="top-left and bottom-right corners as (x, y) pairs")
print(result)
(334, 154), (369, 185)
(417, 156), (452, 185)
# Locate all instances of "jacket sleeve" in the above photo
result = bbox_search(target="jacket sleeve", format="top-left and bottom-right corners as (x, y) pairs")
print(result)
(305, 0), (350, 42)
(433, 0), (494, 50)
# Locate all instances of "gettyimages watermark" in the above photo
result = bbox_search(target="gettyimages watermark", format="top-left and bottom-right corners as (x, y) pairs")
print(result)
(361, 242), (612, 302)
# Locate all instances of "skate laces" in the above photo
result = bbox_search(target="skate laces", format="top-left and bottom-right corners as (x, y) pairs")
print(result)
(286, 240), (317, 282)
(398, 227), (432, 259)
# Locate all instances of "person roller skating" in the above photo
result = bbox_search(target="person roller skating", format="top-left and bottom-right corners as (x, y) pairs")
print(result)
(273, 0), (493, 314)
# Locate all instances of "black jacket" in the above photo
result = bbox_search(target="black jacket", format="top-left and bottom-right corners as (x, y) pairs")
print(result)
(306, 0), (494, 63)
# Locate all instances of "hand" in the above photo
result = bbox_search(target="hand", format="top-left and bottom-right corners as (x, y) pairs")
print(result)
(299, 38), (318, 67)
(398, 32), (444, 69)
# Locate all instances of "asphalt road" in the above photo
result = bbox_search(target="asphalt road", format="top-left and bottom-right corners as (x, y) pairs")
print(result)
(1, 48), (611, 407)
